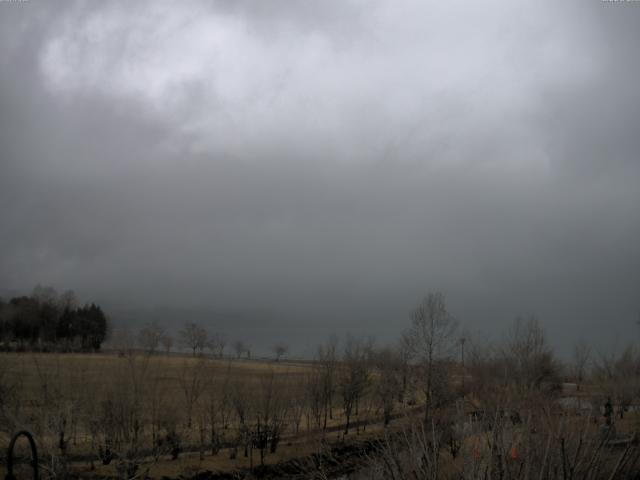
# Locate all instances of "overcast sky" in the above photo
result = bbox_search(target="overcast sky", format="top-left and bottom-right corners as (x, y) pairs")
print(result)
(1, 1), (639, 354)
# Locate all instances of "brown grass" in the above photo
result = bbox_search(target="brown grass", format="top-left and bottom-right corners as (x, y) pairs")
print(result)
(0, 351), (397, 478)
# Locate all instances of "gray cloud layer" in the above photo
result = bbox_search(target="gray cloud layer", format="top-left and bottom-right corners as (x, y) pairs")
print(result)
(1, 1), (639, 354)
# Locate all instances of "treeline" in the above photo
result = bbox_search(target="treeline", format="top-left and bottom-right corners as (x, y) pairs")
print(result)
(1, 290), (637, 478)
(0, 285), (109, 352)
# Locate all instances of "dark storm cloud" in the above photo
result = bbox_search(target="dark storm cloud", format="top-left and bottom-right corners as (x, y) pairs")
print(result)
(1, 1), (639, 354)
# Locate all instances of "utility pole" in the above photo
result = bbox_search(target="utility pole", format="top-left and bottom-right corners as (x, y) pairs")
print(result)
(460, 337), (466, 397)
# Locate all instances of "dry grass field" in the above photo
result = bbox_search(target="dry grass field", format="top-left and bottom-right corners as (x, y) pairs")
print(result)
(3, 323), (640, 480)
(0, 351), (402, 479)
(0, 351), (310, 406)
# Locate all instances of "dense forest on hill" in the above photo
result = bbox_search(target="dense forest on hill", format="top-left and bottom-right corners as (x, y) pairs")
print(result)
(0, 286), (109, 352)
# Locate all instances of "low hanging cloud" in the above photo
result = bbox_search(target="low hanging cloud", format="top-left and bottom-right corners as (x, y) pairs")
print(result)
(1, 0), (639, 354)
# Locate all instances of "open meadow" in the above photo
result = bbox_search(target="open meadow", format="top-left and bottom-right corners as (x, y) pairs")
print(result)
(0, 349), (409, 478)
(4, 330), (640, 480)
(3, 294), (640, 479)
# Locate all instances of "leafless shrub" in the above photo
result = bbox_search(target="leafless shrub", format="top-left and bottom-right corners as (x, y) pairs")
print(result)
(373, 405), (639, 480)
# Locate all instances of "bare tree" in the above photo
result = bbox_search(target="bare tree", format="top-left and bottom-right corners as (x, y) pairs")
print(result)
(464, 338), (507, 409)
(609, 345), (640, 419)
(374, 405), (635, 480)
(317, 334), (339, 429)
(229, 379), (251, 459)
(202, 363), (232, 456)
(161, 333), (173, 355)
(146, 374), (168, 460)
(251, 369), (289, 465)
(373, 347), (401, 426)
(272, 342), (288, 361)
(31, 354), (92, 477)
(232, 340), (246, 359)
(304, 368), (324, 430)
(504, 315), (558, 391)
(339, 336), (371, 435)
(137, 320), (165, 355)
(406, 292), (457, 423)
(594, 347), (618, 380)
(208, 332), (226, 358)
(396, 335), (413, 404)
(95, 351), (151, 478)
(571, 339), (592, 382)
(178, 358), (207, 428)
(289, 376), (308, 434)
(179, 322), (208, 356)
